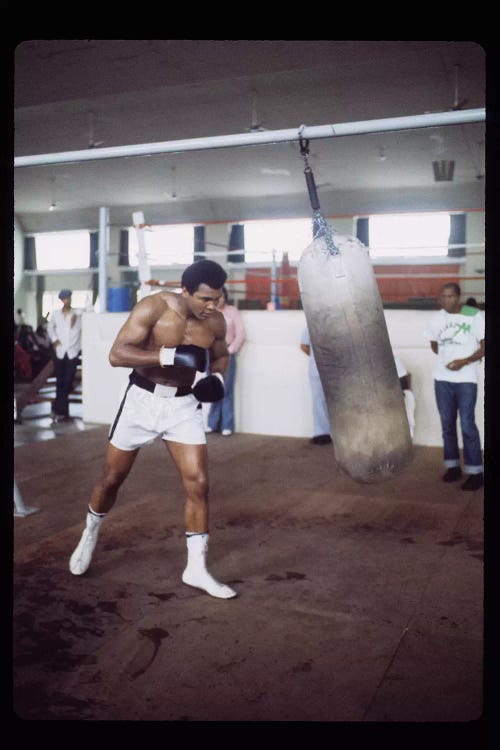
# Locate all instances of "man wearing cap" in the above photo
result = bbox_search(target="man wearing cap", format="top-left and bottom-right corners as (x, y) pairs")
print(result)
(47, 290), (82, 422)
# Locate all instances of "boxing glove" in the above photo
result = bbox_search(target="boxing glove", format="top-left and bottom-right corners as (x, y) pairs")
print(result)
(159, 344), (207, 371)
(192, 372), (225, 402)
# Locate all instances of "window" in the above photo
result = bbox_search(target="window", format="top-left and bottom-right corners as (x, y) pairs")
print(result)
(244, 218), (314, 263)
(42, 290), (94, 318)
(368, 213), (451, 258)
(35, 231), (91, 270)
(128, 224), (194, 266)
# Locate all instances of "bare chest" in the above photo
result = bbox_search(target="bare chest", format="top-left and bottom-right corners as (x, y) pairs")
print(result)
(149, 310), (214, 349)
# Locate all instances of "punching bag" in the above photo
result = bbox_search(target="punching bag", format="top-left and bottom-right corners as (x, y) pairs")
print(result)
(298, 231), (413, 483)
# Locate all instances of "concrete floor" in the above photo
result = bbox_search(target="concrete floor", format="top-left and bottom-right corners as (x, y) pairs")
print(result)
(12, 411), (485, 726)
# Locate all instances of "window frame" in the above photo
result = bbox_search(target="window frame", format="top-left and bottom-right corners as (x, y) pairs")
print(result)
(360, 211), (454, 263)
(243, 217), (314, 264)
(126, 223), (196, 268)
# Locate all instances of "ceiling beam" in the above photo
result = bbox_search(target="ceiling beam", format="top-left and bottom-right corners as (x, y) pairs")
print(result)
(14, 109), (485, 169)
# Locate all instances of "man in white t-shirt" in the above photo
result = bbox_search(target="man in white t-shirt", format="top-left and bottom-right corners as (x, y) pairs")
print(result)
(426, 283), (485, 490)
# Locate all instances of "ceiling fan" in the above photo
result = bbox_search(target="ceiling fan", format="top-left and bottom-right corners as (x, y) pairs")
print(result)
(163, 165), (203, 203)
(451, 63), (468, 111)
(246, 89), (267, 133)
(87, 111), (105, 149)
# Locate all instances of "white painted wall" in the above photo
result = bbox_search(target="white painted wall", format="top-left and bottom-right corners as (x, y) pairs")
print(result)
(82, 309), (484, 448)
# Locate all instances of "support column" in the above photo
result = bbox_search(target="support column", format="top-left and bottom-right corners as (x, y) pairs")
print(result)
(98, 207), (109, 312)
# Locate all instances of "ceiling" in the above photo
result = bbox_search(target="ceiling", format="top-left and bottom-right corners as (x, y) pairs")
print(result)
(13, 40), (486, 234)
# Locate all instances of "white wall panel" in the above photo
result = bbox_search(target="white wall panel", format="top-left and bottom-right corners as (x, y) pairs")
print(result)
(82, 309), (484, 449)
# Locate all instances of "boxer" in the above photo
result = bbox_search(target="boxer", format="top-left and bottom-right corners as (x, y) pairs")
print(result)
(69, 259), (237, 599)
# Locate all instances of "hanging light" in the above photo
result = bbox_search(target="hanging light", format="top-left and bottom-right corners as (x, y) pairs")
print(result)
(48, 174), (57, 210)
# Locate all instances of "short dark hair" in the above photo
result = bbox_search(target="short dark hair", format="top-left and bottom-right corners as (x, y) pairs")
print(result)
(441, 282), (461, 296)
(181, 260), (227, 294)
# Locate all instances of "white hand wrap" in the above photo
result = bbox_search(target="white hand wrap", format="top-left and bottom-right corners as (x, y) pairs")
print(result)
(159, 346), (176, 367)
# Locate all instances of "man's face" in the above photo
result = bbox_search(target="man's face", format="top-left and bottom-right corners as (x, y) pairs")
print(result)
(183, 283), (222, 320)
(439, 286), (461, 314)
(61, 295), (72, 308)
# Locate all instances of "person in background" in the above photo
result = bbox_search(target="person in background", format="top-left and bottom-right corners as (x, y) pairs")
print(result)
(47, 290), (82, 422)
(34, 318), (52, 353)
(206, 286), (246, 436)
(300, 327), (332, 445)
(465, 297), (478, 308)
(426, 283), (485, 491)
(394, 354), (416, 439)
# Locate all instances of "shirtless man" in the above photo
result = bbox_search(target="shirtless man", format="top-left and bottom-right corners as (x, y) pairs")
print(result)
(69, 260), (236, 599)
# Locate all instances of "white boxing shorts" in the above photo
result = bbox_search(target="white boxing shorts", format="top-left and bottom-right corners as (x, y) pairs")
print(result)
(109, 373), (206, 451)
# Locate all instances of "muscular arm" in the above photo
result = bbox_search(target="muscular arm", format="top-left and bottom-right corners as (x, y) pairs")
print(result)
(109, 295), (164, 368)
(208, 316), (229, 376)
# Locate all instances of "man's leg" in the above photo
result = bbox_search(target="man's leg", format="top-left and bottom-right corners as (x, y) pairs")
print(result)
(457, 382), (483, 488)
(57, 355), (73, 417)
(60, 356), (79, 417)
(207, 400), (221, 432)
(434, 380), (461, 479)
(310, 373), (331, 443)
(70, 444), (138, 574)
(221, 353), (236, 434)
(166, 440), (236, 598)
(53, 356), (65, 417)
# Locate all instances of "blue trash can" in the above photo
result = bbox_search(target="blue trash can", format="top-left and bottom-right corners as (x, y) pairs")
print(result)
(107, 286), (131, 312)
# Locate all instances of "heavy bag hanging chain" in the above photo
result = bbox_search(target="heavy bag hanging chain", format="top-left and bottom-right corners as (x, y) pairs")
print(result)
(298, 131), (339, 256)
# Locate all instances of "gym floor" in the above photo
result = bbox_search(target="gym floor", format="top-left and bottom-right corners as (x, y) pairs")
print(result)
(12, 402), (484, 727)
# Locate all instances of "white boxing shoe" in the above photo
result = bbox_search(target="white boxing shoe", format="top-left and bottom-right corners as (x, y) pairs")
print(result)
(69, 511), (104, 575)
(182, 533), (237, 599)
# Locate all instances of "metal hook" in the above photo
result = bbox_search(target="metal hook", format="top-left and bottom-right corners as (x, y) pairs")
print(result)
(299, 136), (310, 158)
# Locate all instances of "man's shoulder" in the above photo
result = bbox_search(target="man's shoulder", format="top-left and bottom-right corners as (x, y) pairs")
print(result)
(137, 290), (181, 312)
(460, 305), (483, 318)
(209, 309), (226, 332)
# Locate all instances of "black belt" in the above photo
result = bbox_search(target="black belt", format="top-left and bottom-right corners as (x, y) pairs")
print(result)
(129, 371), (192, 397)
